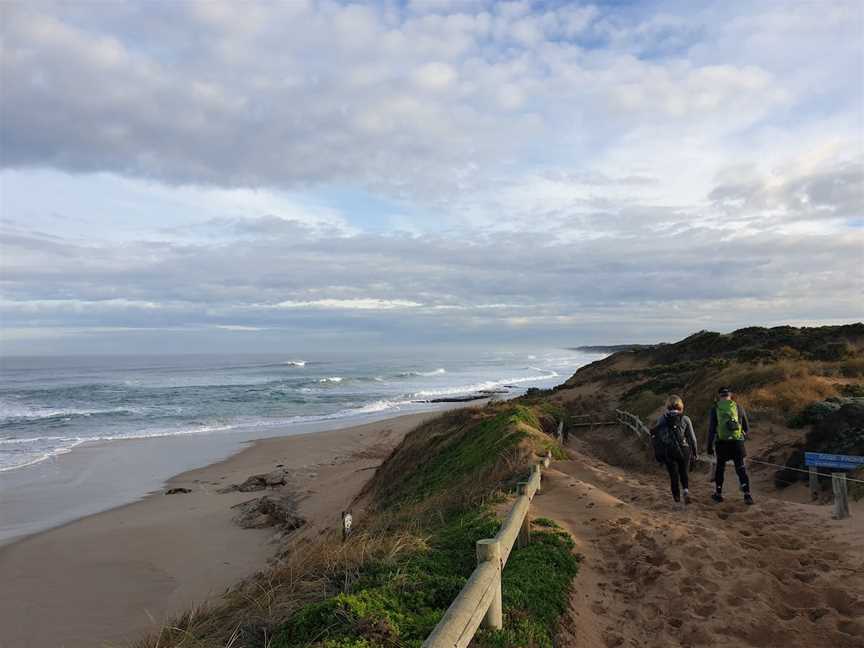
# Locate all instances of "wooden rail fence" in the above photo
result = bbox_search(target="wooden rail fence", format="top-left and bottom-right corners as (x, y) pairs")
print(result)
(422, 434), (556, 647)
(614, 408), (650, 444)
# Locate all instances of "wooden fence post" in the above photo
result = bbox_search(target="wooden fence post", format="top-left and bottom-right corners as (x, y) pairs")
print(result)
(476, 539), (503, 630)
(341, 511), (353, 542)
(809, 467), (819, 501)
(832, 473), (850, 520)
(517, 482), (531, 548)
(534, 464), (543, 494)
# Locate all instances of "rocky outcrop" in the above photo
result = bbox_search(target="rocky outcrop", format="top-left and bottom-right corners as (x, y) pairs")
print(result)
(231, 495), (305, 530)
(219, 469), (290, 493)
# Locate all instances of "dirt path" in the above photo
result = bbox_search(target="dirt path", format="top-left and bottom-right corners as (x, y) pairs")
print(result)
(534, 438), (864, 648)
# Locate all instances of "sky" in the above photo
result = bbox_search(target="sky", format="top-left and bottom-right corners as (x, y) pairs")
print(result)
(0, 0), (862, 355)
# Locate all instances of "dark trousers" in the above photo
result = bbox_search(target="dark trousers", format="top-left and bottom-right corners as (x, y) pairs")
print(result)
(715, 441), (749, 493)
(664, 452), (689, 500)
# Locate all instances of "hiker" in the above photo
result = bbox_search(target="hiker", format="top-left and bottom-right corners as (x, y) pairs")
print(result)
(650, 395), (698, 506)
(707, 386), (753, 505)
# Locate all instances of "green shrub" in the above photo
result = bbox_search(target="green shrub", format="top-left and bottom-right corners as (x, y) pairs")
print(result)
(788, 400), (842, 428)
(273, 510), (500, 647)
(476, 522), (580, 648)
(839, 383), (864, 398)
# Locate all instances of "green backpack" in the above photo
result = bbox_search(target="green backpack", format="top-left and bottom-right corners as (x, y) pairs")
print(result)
(716, 399), (744, 441)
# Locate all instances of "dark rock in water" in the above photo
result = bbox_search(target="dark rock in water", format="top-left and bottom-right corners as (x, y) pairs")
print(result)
(420, 388), (510, 404)
(232, 495), (305, 530)
(165, 487), (192, 495)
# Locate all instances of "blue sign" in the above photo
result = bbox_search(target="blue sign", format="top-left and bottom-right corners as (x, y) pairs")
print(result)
(805, 452), (864, 470)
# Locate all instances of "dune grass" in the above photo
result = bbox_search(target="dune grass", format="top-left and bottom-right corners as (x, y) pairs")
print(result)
(129, 402), (575, 648)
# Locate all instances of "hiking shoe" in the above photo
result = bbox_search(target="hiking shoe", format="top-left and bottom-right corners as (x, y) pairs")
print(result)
(744, 493), (754, 505)
(683, 492), (691, 505)
(711, 492), (724, 503)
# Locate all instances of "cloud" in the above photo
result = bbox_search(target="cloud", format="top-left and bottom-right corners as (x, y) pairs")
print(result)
(0, 0), (816, 201)
(1, 154), (860, 351)
(0, 0), (861, 351)
(267, 299), (423, 311)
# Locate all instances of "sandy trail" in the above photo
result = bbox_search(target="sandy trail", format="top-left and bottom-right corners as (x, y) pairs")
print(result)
(534, 436), (864, 648)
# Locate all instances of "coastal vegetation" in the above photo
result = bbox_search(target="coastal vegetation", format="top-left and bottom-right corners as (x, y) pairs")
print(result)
(134, 404), (577, 648)
(563, 323), (864, 428)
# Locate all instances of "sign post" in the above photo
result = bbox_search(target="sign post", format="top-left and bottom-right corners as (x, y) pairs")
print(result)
(804, 453), (861, 519)
(832, 474), (850, 520)
(809, 466), (818, 501)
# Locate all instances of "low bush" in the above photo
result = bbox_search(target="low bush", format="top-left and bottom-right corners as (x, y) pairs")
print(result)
(839, 383), (864, 398)
(476, 521), (580, 648)
(788, 400), (842, 428)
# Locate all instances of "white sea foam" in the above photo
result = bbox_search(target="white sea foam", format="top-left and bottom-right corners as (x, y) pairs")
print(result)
(338, 399), (413, 416)
(283, 360), (306, 367)
(396, 368), (447, 377)
(0, 404), (140, 423)
(0, 423), (237, 472)
(318, 376), (344, 383)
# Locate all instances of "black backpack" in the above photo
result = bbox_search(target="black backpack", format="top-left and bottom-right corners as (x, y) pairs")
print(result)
(653, 411), (685, 462)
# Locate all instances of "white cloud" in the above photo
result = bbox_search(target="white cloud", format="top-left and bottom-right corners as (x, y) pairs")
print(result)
(269, 299), (423, 311)
(0, 0), (861, 350)
(413, 61), (457, 91)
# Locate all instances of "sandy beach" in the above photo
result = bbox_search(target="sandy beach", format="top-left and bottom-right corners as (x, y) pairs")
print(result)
(0, 410), (439, 648)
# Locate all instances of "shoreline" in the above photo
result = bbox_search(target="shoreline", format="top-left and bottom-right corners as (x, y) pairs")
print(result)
(0, 409), (448, 648)
(0, 401), (463, 547)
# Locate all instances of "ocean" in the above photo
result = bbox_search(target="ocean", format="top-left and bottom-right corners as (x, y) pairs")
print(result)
(0, 348), (600, 474)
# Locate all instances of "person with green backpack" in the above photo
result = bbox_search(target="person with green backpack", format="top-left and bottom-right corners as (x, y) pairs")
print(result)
(707, 386), (753, 505)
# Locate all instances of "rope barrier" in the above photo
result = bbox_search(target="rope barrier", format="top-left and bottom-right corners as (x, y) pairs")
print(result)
(747, 458), (864, 485)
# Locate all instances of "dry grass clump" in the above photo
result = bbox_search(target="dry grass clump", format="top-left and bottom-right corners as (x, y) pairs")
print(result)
(129, 526), (431, 648)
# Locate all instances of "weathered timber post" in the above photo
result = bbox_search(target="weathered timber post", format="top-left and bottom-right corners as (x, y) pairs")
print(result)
(809, 467), (819, 501)
(476, 539), (503, 630)
(832, 473), (850, 520)
(533, 463), (543, 494)
(543, 450), (551, 468)
(517, 482), (531, 549)
(341, 511), (353, 542)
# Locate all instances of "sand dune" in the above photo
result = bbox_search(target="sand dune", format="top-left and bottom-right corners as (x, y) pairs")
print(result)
(535, 435), (864, 648)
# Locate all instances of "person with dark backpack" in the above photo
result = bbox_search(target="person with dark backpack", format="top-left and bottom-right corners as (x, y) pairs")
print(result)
(650, 395), (698, 507)
(707, 386), (753, 505)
